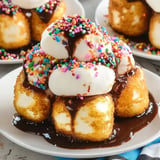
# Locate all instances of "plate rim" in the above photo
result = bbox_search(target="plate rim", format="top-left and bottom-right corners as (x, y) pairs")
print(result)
(0, 0), (85, 65)
(95, 0), (160, 61)
(0, 66), (160, 158)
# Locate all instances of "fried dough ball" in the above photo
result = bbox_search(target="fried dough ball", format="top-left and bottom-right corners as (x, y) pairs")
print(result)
(149, 13), (160, 49)
(108, 0), (151, 36)
(0, 12), (30, 49)
(52, 95), (114, 141)
(31, 0), (66, 41)
(115, 67), (149, 117)
(14, 70), (50, 122)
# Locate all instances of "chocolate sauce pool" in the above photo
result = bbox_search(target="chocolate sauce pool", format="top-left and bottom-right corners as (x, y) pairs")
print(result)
(12, 94), (158, 149)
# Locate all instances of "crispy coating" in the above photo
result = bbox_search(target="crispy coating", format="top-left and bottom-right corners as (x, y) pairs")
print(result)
(52, 95), (114, 141)
(115, 67), (149, 117)
(14, 70), (50, 122)
(31, 0), (66, 41)
(149, 13), (160, 49)
(0, 12), (30, 49)
(108, 0), (151, 36)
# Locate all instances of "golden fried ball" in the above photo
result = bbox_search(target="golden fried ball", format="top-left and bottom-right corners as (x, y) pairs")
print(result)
(108, 0), (151, 36)
(14, 70), (51, 122)
(52, 95), (114, 141)
(115, 67), (149, 117)
(0, 12), (30, 49)
(149, 13), (160, 49)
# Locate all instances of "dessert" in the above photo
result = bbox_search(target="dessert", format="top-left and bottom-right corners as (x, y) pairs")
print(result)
(0, 1), (30, 49)
(0, 0), (66, 59)
(108, 0), (151, 36)
(108, 0), (160, 51)
(14, 15), (150, 143)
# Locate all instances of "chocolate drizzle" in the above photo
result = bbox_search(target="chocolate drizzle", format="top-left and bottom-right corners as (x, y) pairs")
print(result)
(34, 0), (61, 23)
(35, 1), (59, 24)
(36, 10), (53, 23)
(23, 76), (46, 94)
(63, 96), (100, 119)
(112, 69), (136, 99)
(64, 32), (86, 58)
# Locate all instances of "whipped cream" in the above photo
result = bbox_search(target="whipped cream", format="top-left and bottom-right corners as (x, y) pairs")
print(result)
(146, 0), (160, 12)
(12, 0), (49, 9)
(41, 23), (113, 61)
(41, 29), (68, 59)
(49, 65), (115, 96)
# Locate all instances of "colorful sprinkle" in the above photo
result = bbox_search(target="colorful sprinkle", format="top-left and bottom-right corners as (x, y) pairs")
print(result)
(119, 35), (160, 56)
(35, 0), (60, 14)
(0, 0), (21, 15)
(24, 43), (55, 90)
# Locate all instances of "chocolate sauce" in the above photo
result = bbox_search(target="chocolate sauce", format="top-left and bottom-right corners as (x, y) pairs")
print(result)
(63, 96), (101, 120)
(12, 94), (158, 149)
(34, 0), (60, 23)
(112, 69), (136, 99)
(23, 68), (48, 93)
(36, 11), (53, 23)
(64, 32), (86, 58)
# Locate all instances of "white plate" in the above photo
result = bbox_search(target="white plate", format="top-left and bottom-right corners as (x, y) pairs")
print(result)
(0, 67), (160, 158)
(0, 59), (23, 64)
(95, 0), (160, 61)
(0, 0), (85, 64)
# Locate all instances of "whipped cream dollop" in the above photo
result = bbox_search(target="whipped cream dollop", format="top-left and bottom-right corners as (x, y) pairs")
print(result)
(12, 0), (49, 9)
(146, 0), (160, 12)
(24, 15), (135, 96)
(49, 65), (115, 96)
(41, 22), (113, 62)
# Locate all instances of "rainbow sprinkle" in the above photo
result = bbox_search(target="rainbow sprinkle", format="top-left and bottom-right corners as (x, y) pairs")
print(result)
(35, 0), (60, 13)
(129, 41), (160, 56)
(113, 32), (160, 56)
(0, 0), (21, 15)
(46, 15), (99, 38)
(0, 48), (26, 60)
